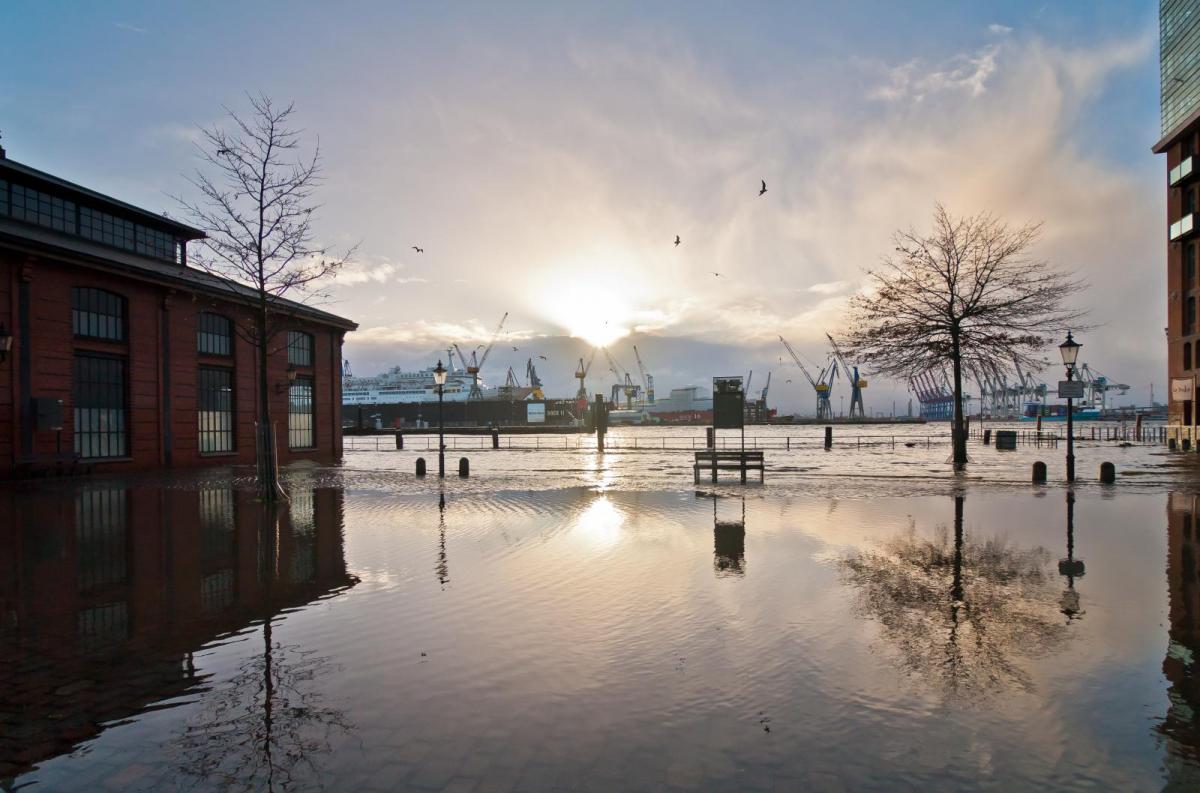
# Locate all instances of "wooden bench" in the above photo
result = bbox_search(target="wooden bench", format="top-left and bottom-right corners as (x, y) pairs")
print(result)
(693, 450), (765, 484)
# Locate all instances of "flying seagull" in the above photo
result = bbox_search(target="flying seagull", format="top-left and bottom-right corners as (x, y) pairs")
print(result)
(512, 346), (519, 351)
(538, 355), (547, 360)
(759, 179), (767, 196)
(216, 148), (231, 156)
(674, 235), (681, 247)
(412, 246), (424, 253)
(710, 271), (723, 277)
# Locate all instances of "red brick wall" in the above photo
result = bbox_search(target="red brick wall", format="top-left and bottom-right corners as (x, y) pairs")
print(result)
(0, 249), (348, 478)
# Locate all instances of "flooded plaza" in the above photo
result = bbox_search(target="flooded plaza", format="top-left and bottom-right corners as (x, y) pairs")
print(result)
(3, 425), (1200, 791)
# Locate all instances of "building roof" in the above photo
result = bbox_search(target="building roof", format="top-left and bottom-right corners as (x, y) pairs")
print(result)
(0, 156), (207, 239)
(0, 218), (358, 331)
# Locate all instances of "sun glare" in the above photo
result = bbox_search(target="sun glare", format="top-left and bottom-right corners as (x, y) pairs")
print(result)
(533, 271), (638, 348)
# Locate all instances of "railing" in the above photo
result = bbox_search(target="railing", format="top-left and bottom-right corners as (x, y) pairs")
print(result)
(1171, 155), (1194, 187)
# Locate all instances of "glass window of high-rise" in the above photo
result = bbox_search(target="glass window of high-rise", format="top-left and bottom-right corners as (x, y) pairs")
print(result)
(1162, 0), (1200, 137)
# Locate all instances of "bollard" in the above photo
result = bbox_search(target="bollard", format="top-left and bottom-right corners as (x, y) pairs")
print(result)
(825, 426), (833, 450)
(459, 457), (470, 478)
(983, 429), (991, 445)
(706, 427), (715, 449)
(1032, 461), (1047, 483)
(1170, 437), (1178, 451)
(415, 457), (426, 477)
(396, 433), (404, 450)
(1186, 439), (1192, 452)
(1036, 415), (1042, 432)
(492, 429), (500, 449)
(1099, 461), (1115, 484)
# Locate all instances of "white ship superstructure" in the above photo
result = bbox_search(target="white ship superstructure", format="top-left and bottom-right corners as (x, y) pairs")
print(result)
(343, 363), (496, 405)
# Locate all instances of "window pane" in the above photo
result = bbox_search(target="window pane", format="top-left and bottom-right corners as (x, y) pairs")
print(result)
(71, 287), (125, 341)
(198, 367), (235, 452)
(197, 312), (232, 356)
(287, 331), (313, 367)
(74, 354), (127, 458)
(76, 487), (128, 591)
(288, 377), (314, 448)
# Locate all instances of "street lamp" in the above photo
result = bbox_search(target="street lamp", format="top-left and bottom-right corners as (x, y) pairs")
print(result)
(1059, 331), (1081, 483)
(433, 359), (448, 478)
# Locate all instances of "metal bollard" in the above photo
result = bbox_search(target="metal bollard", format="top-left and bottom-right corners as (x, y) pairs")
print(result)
(825, 426), (833, 450)
(396, 433), (404, 450)
(1186, 439), (1192, 452)
(1099, 461), (1115, 484)
(1032, 461), (1046, 483)
(459, 457), (470, 478)
(706, 427), (715, 449)
(983, 429), (991, 445)
(1170, 438), (1178, 451)
(492, 430), (500, 449)
(415, 457), (426, 477)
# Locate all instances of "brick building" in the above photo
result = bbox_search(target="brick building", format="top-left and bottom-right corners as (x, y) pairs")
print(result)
(1157, 0), (1200, 427)
(0, 149), (356, 478)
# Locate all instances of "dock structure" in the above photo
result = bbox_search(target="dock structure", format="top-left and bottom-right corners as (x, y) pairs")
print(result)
(693, 450), (765, 484)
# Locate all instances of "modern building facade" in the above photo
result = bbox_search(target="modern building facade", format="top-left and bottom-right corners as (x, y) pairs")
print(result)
(0, 147), (356, 478)
(1158, 0), (1200, 428)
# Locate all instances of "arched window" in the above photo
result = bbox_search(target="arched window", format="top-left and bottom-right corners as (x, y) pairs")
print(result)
(1188, 296), (1197, 335)
(1186, 342), (1193, 371)
(71, 287), (126, 341)
(197, 312), (233, 356)
(287, 331), (313, 368)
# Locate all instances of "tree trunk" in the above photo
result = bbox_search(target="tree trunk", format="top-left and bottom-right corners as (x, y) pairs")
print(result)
(256, 303), (280, 500)
(951, 332), (968, 469)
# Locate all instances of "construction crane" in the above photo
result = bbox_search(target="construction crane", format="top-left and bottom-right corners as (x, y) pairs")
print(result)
(779, 335), (834, 420)
(342, 359), (353, 391)
(760, 371), (771, 402)
(499, 367), (520, 400)
(602, 347), (641, 409)
(825, 334), (866, 419)
(632, 345), (655, 404)
(525, 358), (545, 400)
(1076, 363), (1130, 411)
(575, 349), (597, 401)
(465, 312), (508, 400)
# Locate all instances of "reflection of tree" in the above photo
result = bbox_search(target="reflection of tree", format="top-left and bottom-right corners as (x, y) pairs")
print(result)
(840, 496), (1068, 698)
(175, 506), (352, 792)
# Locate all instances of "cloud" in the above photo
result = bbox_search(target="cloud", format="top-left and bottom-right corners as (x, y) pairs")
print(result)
(988, 23), (1014, 35)
(334, 257), (427, 286)
(870, 46), (1000, 103)
(807, 281), (850, 296)
(114, 22), (147, 34)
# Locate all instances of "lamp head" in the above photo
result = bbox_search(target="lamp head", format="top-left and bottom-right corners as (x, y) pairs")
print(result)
(433, 359), (448, 386)
(1058, 331), (1080, 368)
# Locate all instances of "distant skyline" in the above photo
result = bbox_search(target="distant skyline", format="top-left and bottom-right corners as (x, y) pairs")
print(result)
(2, 1), (1165, 413)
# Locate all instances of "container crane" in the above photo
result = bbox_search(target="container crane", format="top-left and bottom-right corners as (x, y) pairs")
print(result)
(826, 333), (866, 419)
(1076, 363), (1129, 411)
(779, 335), (834, 420)
(633, 345), (655, 404)
(526, 358), (545, 400)
(602, 347), (641, 409)
(466, 312), (508, 400)
(575, 349), (597, 400)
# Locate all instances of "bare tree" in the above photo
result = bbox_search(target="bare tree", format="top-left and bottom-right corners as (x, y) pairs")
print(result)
(843, 204), (1084, 469)
(177, 94), (353, 499)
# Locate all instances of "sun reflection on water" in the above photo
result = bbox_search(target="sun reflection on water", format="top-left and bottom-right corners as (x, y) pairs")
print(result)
(573, 495), (625, 549)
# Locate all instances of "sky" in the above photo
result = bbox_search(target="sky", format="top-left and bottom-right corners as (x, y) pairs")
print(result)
(1, 1), (1167, 415)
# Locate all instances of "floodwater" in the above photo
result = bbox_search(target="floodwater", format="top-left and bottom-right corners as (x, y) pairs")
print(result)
(2, 424), (1200, 791)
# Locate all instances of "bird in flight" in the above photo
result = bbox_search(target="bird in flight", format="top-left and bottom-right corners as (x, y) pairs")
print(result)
(512, 346), (519, 351)
(216, 148), (231, 156)
(538, 355), (547, 360)
(759, 179), (767, 196)
(786, 379), (793, 384)
(674, 235), (681, 247)
(710, 271), (723, 277)
(412, 246), (424, 253)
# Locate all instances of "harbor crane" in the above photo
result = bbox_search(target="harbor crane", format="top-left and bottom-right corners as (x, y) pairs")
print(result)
(633, 345), (655, 404)
(602, 347), (641, 409)
(465, 312), (508, 400)
(1076, 364), (1130, 411)
(826, 333), (866, 419)
(526, 358), (545, 400)
(779, 335), (835, 420)
(499, 367), (520, 400)
(575, 349), (597, 401)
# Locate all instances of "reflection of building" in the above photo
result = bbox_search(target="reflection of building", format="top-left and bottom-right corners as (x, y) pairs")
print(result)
(0, 150), (357, 479)
(1156, 2), (1200, 425)
(711, 496), (746, 577)
(0, 479), (354, 779)
(1163, 493), (1200, 787)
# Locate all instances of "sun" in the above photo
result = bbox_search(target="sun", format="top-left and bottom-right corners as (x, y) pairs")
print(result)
(571, 316), (630, 348)
(533, 276), (636, 347)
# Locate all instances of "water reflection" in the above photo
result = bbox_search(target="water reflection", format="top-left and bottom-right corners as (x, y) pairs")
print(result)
(0, 476), (356, 786)
(839, 494), (1069, 698)
(711, 495), (746, 578)
(1160, 493), (1200, 789)
(1058, 492), (1085, 622)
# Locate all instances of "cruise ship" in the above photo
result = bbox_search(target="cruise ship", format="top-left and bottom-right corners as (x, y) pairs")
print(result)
(343, 363), (497, 406)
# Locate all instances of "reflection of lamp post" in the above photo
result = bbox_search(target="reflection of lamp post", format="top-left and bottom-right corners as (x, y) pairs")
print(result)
(1058, 491), (1085, 621)
(433, 359), (447, 478)
(1059, 331), (1081, 483)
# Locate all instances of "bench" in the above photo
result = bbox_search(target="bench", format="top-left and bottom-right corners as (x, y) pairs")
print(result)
(693, 450), (765, 484)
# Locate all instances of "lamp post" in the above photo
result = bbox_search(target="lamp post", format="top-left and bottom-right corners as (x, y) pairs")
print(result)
(433, 359), (447, 478)
(1059, 331), (1081, 483)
